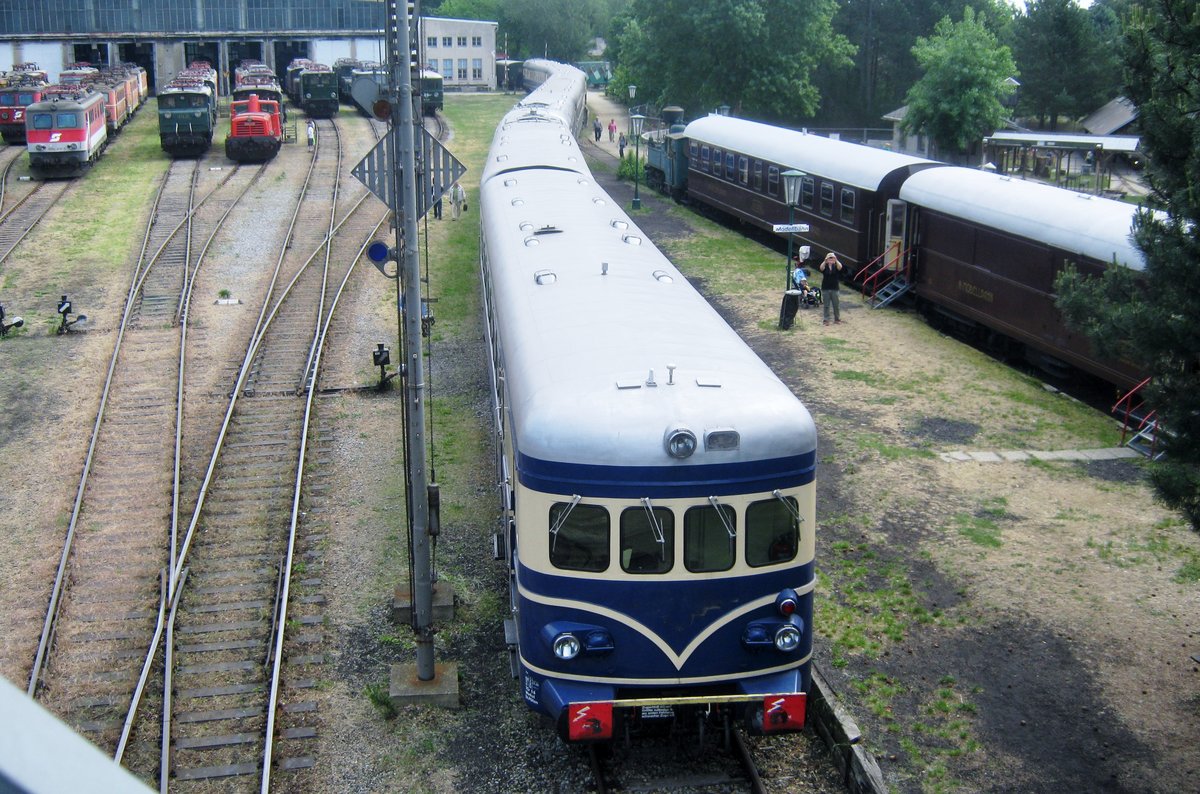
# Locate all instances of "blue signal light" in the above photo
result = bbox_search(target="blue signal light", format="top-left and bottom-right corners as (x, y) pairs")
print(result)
(367, 240), (394, 264)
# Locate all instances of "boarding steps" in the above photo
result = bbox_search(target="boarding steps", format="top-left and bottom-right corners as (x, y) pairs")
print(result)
(1112, 377), (1168, 459)
(868, 274), (912, 308)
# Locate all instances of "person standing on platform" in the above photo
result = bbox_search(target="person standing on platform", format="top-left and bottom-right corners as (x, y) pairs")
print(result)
(820, 252), (845, 325)
(450, 181), (466, 220)
(618, 133), (626, 159)
(593, 117), (602, 142)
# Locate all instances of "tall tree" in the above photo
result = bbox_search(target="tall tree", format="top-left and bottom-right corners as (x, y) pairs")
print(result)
(1055, 0), (1200, 529)
(619, 0), (854, 122)
(901, 7), (1017, 159)
(1013, 0), (1119, 129)
(496, 0), (607, 61)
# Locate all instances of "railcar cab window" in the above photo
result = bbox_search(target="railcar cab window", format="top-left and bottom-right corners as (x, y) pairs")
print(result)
(800, 177), (815, 209)
(549, 501), (609, 572)
(767, 165), (779, 196)
(746, 497), (799, 566)
(31, 112), (52, 130)
(620, 505), (675, 574)
(840, 188), (856, 224)
(684, 503), (736, 572)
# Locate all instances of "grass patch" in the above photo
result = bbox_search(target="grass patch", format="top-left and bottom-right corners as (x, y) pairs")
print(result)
(1084, 517), (1200, 581)
(949, 512), (1003, 548)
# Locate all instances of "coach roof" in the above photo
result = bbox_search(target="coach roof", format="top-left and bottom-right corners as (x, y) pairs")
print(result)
(683, 114), (938, 192)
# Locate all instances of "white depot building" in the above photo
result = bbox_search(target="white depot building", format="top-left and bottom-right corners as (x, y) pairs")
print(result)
(420, 17), (498, 92)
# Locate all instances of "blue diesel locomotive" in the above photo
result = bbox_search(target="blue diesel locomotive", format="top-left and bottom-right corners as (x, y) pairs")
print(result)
(481, 61), (817, 742)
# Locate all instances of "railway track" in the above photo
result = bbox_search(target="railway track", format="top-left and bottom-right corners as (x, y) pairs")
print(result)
(0, 175), (71, 270)
(25, 156), (265, 768)
(0, 143), (24, 214)
(157, 116), (387, 791)
(589, 726), (770, 793)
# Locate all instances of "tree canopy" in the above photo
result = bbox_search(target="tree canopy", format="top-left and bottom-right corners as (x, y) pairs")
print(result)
(901, 7), (1017, 158)
(615, 0), (853, 121)
(1055, 0), (1200, 528)
(1012, 0), (1120, 129)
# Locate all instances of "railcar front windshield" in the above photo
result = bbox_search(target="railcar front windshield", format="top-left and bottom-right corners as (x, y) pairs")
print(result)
(544, 494), (802, 576)
(55, 112), (79, 128)
(31, 112), (52, 130)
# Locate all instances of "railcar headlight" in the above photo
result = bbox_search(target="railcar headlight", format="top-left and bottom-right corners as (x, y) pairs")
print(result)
(553, 633), (581, 660)
(774, 625), (801, 652)
(664, 427), (697, 459)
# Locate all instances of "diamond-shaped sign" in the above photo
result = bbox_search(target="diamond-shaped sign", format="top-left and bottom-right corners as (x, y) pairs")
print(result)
(353, 127), (466, 219)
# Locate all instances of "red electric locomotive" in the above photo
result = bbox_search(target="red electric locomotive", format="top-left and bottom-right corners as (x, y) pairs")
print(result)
(226, 93), (283, 162)
(25, 85), (108, 178)
(0, 64), (50, 144)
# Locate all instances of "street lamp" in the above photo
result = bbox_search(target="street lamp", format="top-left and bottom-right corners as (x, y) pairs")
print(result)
(781, 169), (805, 289)
(628, 113), (648, 211)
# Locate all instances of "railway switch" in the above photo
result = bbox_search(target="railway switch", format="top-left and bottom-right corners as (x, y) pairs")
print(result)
(55, 295), (86, 335)
(0, 303), (23, 337)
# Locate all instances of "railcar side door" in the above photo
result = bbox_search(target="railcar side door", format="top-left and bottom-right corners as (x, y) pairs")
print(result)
(884, 199), (907, 272)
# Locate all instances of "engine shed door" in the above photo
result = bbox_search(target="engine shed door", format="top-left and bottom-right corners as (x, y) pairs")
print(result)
(884, 199), (907, 272)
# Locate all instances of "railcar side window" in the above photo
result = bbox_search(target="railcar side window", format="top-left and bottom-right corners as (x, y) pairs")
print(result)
(745, 498), (799, 567)
(738, 155), (748, 184)
(753, 161), (763, 190)
(840, 188), (856, 224)
(689, 142), (698, 166)
(801, 177), (815, 209)
(725, 152), (736, 180)
(549, 502), (610, 572)
(700, 146), (710, 171)
(820, 182), (834, 216)
(712, 149), (721, 175)
(767, 166), (779, 195)
(683, 504), (735, 572)
(620, 506), (675, 574)
(32, 113), (52, 130)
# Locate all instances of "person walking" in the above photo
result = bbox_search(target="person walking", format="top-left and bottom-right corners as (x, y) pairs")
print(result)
(450, 181), (466, 220)
(608, 118), (617, 142)
(593, 117), (602, 142)
(819, 252), (845, 325)
(618, 132), (626, 159)
(306, 119), (315, 149)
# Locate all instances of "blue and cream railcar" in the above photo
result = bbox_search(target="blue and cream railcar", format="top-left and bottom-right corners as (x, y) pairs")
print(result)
(679, 115), (942, 273)
(482, 62), (816, 743)
(899, 167), (1146, 388)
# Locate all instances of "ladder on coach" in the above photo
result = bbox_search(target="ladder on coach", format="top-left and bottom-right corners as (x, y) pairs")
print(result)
(869, 274), (912, 308)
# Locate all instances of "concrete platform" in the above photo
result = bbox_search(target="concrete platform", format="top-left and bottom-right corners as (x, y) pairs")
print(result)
(393, 583), (456, 624)
(389, 661), (460, 709)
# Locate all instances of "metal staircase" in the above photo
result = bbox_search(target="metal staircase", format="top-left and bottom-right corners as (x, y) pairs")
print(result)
(1113, 377), (1167, 459)
(869, 274), (912, 308)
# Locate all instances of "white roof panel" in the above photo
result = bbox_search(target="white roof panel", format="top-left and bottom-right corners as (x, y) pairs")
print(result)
(683, 115), (938, 190)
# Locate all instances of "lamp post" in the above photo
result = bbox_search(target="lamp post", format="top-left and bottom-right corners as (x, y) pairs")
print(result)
(781, 169), (804, 289)
(631, 113), (645, 210)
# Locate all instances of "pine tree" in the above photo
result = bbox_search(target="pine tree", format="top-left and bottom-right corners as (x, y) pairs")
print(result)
(1055, 0), (1200, 529)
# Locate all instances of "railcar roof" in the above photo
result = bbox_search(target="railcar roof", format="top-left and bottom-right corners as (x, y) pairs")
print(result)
(683, 115), (938, 191)
(900, 168), (1146, 271)
(480, 167), (815, 468)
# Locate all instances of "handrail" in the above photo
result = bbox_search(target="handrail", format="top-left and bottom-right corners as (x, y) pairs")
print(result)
(857, 246), (911, 302)
(1112, 376), (1153, 446)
